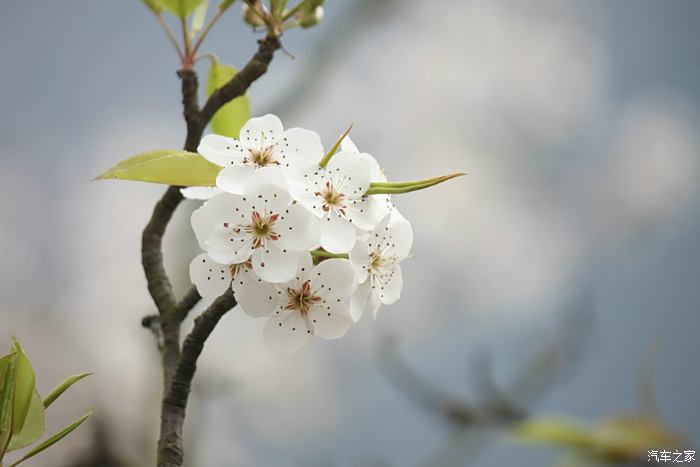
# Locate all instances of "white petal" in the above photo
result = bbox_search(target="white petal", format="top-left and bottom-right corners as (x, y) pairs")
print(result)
(387, 210), (413, 259)
(252, 245), (304, 283)
(264, 310), (313, 353)
(181, 186), (223, 200)
(326, 150), (372, 198)
(216, 164), (255, 195)
(349, 239), (371, 284)
(346, 196), (389, 231)
(205, 225), (253, 264)
(233, 269), (280, 318)
(310, 258), (356, 300)
(358, 152), (387, 182)
(308, 301), (353, 340)
(191, 193), (248, 250)
(276, 203), (321, 251)
(240, 114), (284, 148)
(288, 178), (325, 218)
(189, 253), (232, 299)
(340, 135), (359, 154)
(376, 264), (403, 305)
(320, 211), (356, 253)
(349, 280), (372, 321)
(198, 134), (246, 166)
(278, 127), (324, 164)
(243, 167), (290, 214)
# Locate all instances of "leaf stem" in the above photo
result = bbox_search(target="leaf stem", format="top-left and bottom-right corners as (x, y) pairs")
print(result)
(365, 173), (465, 195)
(318, 124), (353, 168)
(156, 14), (185, 62)
(310, 249), (349, 259)
(191, 6), (226, 58)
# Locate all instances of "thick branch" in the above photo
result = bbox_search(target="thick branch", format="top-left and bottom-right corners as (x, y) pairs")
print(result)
(158, 290), (237, 467)
(200, 35), (281, 124)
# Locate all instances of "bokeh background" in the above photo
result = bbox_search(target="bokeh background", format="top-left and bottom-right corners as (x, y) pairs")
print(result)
(1, 1), (699, 466)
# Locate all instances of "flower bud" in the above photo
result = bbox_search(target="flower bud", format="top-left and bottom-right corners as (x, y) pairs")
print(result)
(242, 0), (267, 28)
(295, 0), (324, 28)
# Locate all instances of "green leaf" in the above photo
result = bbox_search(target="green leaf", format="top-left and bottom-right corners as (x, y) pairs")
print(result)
(43, 373), (92, 409)
(7, 409), (94, 467)
(161, 0), (205, 18)
(513, 417), (594, 449)
(191, 0), (209, 35)
(0, 354), (17, 460)
(10, 340), (35, 437)
(95, 150), (221, 186)
(206, 57), (250, 138)
(7, 390), (45, 452)
(318, 124), (352, 168)
(142, 0), (164, 13)
(365, 173), (465, 195)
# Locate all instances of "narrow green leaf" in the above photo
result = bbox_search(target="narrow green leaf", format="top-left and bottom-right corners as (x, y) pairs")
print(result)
(206, 57), (250, 138)
(7, 390), (45, 452)
(161, 0), (205, 18)
(0, 355), (17, 460)
(10, 340), (34, 437)
(365, 173), (465, 195)
(42, 373), (92, 409)
(142, 0), (164, 14)
(318, 124), (352, 168)
(310, 249), (349, 260)
(8, 409), (94, 467)
(94, 150), (221, 186)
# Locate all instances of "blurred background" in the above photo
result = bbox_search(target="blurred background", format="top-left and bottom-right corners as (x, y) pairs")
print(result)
(1, 0), (699, 466)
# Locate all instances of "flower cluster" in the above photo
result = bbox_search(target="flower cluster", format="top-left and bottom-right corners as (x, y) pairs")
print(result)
(188, 114), (417, 352)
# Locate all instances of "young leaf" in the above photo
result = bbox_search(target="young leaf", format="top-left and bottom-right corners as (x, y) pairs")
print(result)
(191, 0), (209, 35)
(42, 373), (92, 409)
(365, 173), (465, 195)
(0, 355), (17, 460)
(142, 0), (164, 13)
(10, 340), (35, 437)
(161, 0), (206, 19)
(206, 57), (250, 138)
(7, 390), (45, 452)
(7, 409), (94, 467)
(95, 150), (221, 186)
(513, 417), (593, 448)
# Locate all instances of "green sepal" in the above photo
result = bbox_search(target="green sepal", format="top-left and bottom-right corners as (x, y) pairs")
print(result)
(365, 173), (464, 195)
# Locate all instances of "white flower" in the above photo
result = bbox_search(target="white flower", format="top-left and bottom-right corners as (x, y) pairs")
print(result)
(191, 167), (320, 283)
(181, 186), (223, 200)
(189, 253), (278, 318)
(198, 114), (323, 195)
(349, 209), (413, 320)
(290, 150), (389, 253)
(236, 255), (357, 353)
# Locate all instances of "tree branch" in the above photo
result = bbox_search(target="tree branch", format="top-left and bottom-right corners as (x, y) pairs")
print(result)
(177, 286), (201, 322)
(200, 35), (281, 124)
(158, 290), (237, 467)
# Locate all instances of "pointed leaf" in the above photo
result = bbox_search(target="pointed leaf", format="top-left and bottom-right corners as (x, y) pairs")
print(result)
(514, 417), (594, 449)
(161, 0), (205, 18)
(0, 354), (17, 460)
(365, 173), (465, 195)
(7, 390), (45, 452)
(8, 409), (94, 467)
(206, 58), (250, 138)
(95, 150), (221, 186)
(142, 0), (164, 13)
(43, 373), (92, 409)
(318, 124), (352, 168)
(10, 340), (34, 438)
(191, 0), (209, 35)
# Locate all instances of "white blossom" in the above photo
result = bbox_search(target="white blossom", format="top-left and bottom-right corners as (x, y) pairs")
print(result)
(191, 167), (320, 283)
(289, 150), (389, 253)
(349, 209), (413, 320)
(236, 254), (356, 353)
(198, 114), (323, 194)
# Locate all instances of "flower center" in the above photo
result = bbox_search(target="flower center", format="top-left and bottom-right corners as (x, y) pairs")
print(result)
(246, 145), (279, 168)
(228, 259), (252, 278)
(226, 211), (279, 249)
(316, 181), (346, 213)
(369, 249), (396, 276)
(285, 280), (322, 315)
